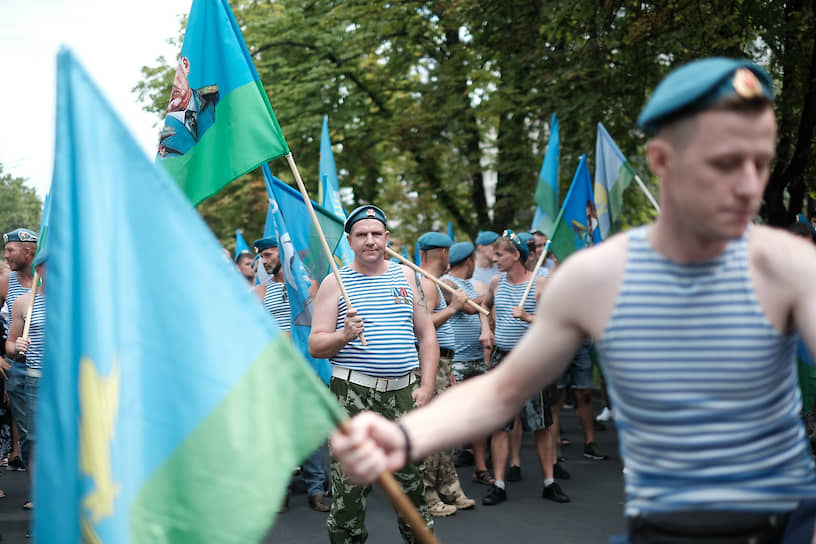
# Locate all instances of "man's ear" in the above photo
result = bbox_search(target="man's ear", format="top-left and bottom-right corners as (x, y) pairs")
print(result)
(645, 139), (672, 181)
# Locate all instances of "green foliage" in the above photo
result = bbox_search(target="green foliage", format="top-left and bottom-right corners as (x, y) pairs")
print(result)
(0, 164), (43, 236)
(136, 0), (815, 245)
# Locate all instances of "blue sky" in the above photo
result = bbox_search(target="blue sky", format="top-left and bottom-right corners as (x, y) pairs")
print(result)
(0, 0), (192, 197)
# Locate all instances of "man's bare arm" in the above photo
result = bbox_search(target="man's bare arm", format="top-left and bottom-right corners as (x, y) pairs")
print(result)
(309, 274), (360, 359)
(406, 266), (437, 407)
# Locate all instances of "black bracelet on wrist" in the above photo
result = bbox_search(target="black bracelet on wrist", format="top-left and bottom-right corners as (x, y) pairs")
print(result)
(396, 421), (413, 466)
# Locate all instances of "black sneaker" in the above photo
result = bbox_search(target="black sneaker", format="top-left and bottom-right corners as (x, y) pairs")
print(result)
(506, 465), (521, 481)
(542, 482), (570, 503)
(584, 441), (608, 460)
(482, 484), (507, 506)
(553, 462), (571, 480)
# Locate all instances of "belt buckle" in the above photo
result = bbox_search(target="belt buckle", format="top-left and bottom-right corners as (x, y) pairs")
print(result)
(374, 377), (388, 392)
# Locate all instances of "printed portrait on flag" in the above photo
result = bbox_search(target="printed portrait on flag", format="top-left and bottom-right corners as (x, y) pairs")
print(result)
(157, 56), (219, 158)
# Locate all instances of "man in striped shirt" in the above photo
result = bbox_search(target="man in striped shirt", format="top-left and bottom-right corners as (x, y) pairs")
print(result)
(416, 232), (475, 516)
(330, 59), (816, 542)
(311, 205), (437, 543)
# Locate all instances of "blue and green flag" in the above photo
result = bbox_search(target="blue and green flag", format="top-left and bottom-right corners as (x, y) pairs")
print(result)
(234, 228), (250, 259)
(265, 174), (345, 280)
(594, 123), (635, 239)
(263, 164), (332, 385)
(319, 116), (354, 267)
(549, 155), (601, 262)
(532, 114), (560, 235)
(36, 49), (344, 543)
(156, 0), (290, 205)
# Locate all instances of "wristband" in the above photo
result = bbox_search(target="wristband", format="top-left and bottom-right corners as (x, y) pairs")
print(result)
(396, 421), (413, 465)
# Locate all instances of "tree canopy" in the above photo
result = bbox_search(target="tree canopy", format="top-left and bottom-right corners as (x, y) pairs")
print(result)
(0, 164), (43, 236)
(135, 0), (816, 250)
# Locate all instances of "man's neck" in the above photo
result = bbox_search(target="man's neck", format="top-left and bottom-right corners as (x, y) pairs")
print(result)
(419, 258), (445, 278)
(649, 216), (731, 264)
(272, 271), (285, 283)
(448, 266), (467, 279)
(505, 263), (531, 284)
(15, 266), (34, 287)
(351, 258), (389, 276)
(475, 255), (492, 268)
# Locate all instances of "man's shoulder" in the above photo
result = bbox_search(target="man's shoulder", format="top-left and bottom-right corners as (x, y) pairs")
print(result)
(749, 224), (816, 281)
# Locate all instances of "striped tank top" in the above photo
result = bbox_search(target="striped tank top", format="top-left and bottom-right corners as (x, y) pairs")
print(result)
(6, 271), (31, 331)
(597, 227), (816, 515)
(263, 280), (291, 332)
(433, 284), (456, 350)
(494, 273), (537, 351)
(442, 275), (483, 361)
(23, 293), (46, 370)
(332, 262), (419, 377)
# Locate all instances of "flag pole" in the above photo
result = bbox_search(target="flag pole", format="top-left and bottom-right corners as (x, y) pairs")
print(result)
(338, 420), (440, 544)
(284, 153), (366, 346)
(385, 247), (489, 315)
(517, 239), (551, 309)
(633, 173), (660, 213)
(21, 270), (39, 340)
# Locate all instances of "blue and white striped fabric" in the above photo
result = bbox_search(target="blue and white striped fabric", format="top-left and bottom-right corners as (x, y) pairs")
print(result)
(263, 280), (291, 332)
(332, 262), (419, 377)
(24, 293), (46, 370)
(6, 271), (31, 331)
(433, 284), (456, 351)
(598, 226), (816, 515)
(494, 273), (536, 351)
(442, 275), (483, 361)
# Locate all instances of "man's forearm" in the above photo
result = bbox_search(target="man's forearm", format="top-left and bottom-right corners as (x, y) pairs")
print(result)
(309, 330), (350, 359)
(417, 338), (439, 387)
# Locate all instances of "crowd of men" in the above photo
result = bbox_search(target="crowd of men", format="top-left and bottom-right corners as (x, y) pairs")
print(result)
(5, 56), (816, 543)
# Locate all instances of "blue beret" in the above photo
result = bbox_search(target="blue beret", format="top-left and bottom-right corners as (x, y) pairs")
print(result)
(518, 231), (534, 245)
(501, 229), (529, 261)
(344, 205), (387, 233)
(417, 232), (453, 251)
(475, 230), (498, 245)
(3, 228), (38, 245)
(449, 241), (475, 265)
(637, 57), (774, 133)
(252, 237), (278, 251)
(234, 249), (252, 262)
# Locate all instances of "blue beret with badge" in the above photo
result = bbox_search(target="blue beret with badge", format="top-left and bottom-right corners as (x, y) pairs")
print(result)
(3, 228), (38, 245)
(252, 237), (278, 252)
(637, 57), (774, 134)
(417, 232), (453, 251)
(449, 241), (475, 265)
(501, 229), (530, 261)
(344, 205), (387, 233)
(475, 230), (499, 246)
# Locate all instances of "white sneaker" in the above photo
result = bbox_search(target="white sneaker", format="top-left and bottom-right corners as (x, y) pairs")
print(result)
(596, 406), (613, 422)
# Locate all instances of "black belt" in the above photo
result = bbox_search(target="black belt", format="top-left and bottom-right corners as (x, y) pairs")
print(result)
(628, 511), (789, 543)
(439, 348), (455, 359)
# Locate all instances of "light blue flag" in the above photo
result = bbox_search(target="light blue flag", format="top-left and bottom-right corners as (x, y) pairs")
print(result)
(234, 228), (251, 260)
(448, 221), (454, 242)
(594, 123), (635, 239)
(263, 173), (345, 280)
(319, 116), (354, 267)
(32, 190), (52, 269)
(415, 245), (421, 266)
(36, 48), (343, 543)
(549, 154), (601, 261)
(532, 114), (560, 235)
(401, 245), (410, 260)
(263, 164), (332, 385)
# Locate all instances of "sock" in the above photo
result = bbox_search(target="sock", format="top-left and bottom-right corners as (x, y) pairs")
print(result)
(494, 480), (505, 490)
(544, 478), (554, 487)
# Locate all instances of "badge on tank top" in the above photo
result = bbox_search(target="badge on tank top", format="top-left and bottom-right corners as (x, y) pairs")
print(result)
(392, 286), (409, 305)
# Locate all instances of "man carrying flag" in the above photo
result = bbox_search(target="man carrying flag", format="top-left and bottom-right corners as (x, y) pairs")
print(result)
(331, 58), (816, 541)
(0, 228), (38, 478)
(310, 205), (437, 543)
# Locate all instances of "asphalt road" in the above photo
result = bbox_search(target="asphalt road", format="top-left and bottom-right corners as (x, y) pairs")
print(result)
(266, 403), (625, 544)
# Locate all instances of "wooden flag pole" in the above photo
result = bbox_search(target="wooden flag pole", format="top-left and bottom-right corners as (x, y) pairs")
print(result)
(21, 269), (39, 340)
(338, 420), (440, 544)
(517, 239), (551, 309)
(283, 153), (366, 345)
(385, 247), (489, 316)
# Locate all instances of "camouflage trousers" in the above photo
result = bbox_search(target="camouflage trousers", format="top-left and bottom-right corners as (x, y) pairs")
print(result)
(328, 376), (433, 544)
(422, 356), (461, 499)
